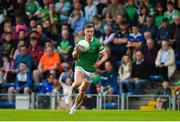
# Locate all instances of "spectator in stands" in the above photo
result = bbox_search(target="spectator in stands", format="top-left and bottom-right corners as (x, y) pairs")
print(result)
(127, 24), (143, 58)
(112, 21), (129, 62)
(13, 41), (25, 60)
(1, 53), (14, 83)
(140, 0), (154, 15)
(36, 24), (47, 46)
(171, 14), (180, 60)
(3, 0), (16, 19)
(138, 5), (149, 25)
(156, 18), (173, 46)
(33, 46), (62, 82)
(8, 61), (32, 98)
(15, 16), (27, 33)
(155, 41), (176, 81)
(13, 45), (33, 71)
(103, 12), (113, 27)
(18, 30), (28, 45)
(0, 32), (15, 57)
(49, 3), (60, 25)
(98, 61), (118, 95)
(25, 0), (40, 19)
(164, 1), (179, 24)
(57, 29), (73, 62)
(131, 50), (149, 94)
(119, 55), (133, 94)
(58, 71), (73, 109)
(143, 31), (152, 41)
(94, 16), (104, 37)
(125, 0), (138, 24)
(28, 36), (43, 68)
(85, 0), (97, 22)
(100, 25), (115, 46)
(156, 81), (171, 110)
(102, 0), (124, 20)
(55, 0), (71, 23)
(38, 0), (49, 21)
(154, 2), (165, 27)
(59, 63), (74, 84)
(141, 15), (158, 39)
(143, 39), (158, 75)
(112, 13), (125, 31)
(41, 73), (56, 94)
(29, 19), (37, 30)
(69, 8), (86, 33)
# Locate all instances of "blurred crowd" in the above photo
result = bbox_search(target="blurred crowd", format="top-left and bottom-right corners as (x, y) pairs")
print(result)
(0, 0), (180, 104)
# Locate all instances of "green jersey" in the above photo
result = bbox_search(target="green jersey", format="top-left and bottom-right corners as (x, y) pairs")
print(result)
(75, 37), (105, 73)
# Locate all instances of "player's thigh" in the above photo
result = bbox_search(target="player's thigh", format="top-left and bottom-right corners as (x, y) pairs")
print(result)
(74, 68), (84, 84)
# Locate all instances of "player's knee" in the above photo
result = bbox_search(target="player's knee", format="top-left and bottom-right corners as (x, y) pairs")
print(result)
(79, 89), (85, 95)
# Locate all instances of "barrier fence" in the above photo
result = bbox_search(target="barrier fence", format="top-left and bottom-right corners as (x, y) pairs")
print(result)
(0, 93), (179, 110)
(178, 96), (180, 110)
(126, 95), (171, 110)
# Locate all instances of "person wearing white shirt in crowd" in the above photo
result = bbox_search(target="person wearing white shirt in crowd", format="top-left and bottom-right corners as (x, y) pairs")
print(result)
(85, 0), (98, 22)
(119, 55), (133, 94)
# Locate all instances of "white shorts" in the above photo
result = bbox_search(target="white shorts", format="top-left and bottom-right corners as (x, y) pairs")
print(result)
(75, 66), (95, 83)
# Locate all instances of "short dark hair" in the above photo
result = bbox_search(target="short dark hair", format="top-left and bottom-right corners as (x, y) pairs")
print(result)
(20, 61), (28, 66)
(84, 22), (95, 30)
(167, 1), (174, 6)
(30, 36), (38, 41)
(162, 18), (169, 23)
(120, 20), (128, 25)
(5, 32), (12, 35)
(19, 44), (27, 49)
(147, 15), (153, 19)
(45, 72), (54, 79)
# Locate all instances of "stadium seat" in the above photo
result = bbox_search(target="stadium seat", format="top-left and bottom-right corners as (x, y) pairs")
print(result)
(0, 101), (15, 108)
(33, 82), (43, 93)
(104, 102), (118, 109)
(149, 75), (162, 88)
(140, 106), (155, 110)
(149, 75), (162, 81)
(116, 60), (121, 67)
(176, 60), (180, 66)
(147, 101), (156, 106)
(3, 82), (15, 88)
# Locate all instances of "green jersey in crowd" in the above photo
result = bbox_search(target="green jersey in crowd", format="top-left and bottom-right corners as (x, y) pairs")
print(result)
(75, 37), (105, 73)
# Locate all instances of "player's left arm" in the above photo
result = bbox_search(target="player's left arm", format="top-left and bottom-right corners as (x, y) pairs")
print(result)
(94, 43), (108, 67)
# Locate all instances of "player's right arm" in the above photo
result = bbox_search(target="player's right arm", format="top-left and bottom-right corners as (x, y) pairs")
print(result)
(72, 46), (80, 60)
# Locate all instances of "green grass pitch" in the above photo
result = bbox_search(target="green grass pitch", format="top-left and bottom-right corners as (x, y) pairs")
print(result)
(0, 110), (180, 121)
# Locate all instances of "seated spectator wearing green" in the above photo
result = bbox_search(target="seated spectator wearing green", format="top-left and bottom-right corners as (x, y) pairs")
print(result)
(164, 1), (179, 24)
(154, 2), (165, 27)
(25, 0), (40, 19)
(125, 0), (138, 24)
(57, 29), (72, 61)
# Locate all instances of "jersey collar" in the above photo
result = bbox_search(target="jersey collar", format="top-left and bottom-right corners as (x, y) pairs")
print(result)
(85, 37), (93, 42)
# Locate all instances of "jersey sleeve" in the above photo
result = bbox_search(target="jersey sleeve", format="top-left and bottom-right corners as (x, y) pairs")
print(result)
(98, 41), (105, 53)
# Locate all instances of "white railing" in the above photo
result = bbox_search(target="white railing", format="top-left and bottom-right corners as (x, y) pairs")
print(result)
(0, 93), (179, 110)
